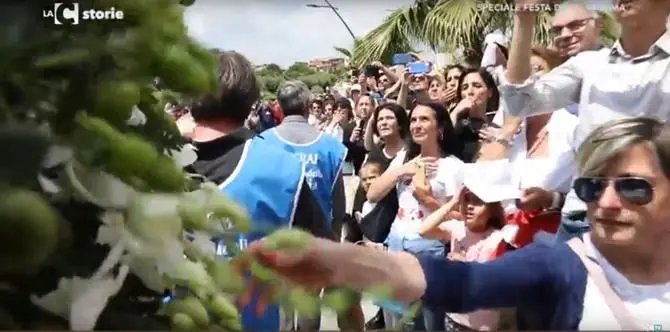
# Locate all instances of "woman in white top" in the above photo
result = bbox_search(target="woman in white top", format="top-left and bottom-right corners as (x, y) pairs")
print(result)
(366, 101), (464, 330)
(323, 98), (353, 141)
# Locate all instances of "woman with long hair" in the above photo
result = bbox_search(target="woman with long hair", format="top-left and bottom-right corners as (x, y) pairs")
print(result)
(355, 102), (410, 330)
(366, 101), (463, 330)
(363, 103), (409, 170)
(345, 94), (377, 175)
(440, 64), (465, 109)
(449, 67), (500, 162)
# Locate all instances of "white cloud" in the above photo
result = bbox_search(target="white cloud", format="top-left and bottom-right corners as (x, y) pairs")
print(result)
(184, 0), (414, 68)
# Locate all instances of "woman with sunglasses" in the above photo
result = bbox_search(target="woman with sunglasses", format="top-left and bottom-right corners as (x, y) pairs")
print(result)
(238, 117), (670, 330)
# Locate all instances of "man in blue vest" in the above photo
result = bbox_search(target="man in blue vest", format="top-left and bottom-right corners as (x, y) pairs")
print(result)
(259, 81), (362, 330)
(184, 51), (334, 332)
(261, 81), (347, 232)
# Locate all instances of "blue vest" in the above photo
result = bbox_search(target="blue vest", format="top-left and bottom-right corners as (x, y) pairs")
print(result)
(217, 136), (304, 331)
(260, 129), (347, 225)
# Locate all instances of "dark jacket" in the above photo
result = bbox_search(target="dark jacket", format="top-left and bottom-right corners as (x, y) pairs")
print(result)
(418, 240), (588, 330)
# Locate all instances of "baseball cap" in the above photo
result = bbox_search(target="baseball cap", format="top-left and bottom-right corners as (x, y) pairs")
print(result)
(463, 159), (520, 203)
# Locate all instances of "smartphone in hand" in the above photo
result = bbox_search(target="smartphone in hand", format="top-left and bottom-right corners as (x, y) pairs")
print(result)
(365, 65), (379, 77)
(392, 53), (412, 65)
(414, 161), (428, 187)
(407, 62), (430, 75)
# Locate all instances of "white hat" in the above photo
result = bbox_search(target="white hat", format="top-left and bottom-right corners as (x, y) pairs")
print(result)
(351, 84), (362, 92)
(481, 30), (509, 68)
(483, 30), (508, 48)
(463, 159), (520, 203)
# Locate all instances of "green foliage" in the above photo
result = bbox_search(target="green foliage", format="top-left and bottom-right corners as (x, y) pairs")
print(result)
(0, 0), (227, 329)
(256, 62), (337, 100)
(284, 62), (313, 79)
(260, 75), (284, 94)
(310, 85), (324, 94)
(354, 0), (621, 67)
(296, 72), (337, 89)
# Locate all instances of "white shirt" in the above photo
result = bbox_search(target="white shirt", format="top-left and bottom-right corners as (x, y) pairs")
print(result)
(323, 123), (344, 141)
(502, 31), (670, 215)
(387, 150), (464, 241)
(361, 201), (376, 218)
(507, 109), (578, 193)
(579, 233), (670, 330)
(501, 30), (670, 149)
(307, 114), (319, 126)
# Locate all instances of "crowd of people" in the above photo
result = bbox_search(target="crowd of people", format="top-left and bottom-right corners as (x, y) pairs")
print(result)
(175, 0), (670, 331)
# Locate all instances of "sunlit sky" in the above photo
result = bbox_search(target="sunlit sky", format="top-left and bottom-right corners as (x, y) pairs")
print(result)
(183, 0), (415, 67)
(183, 1), (670, 68)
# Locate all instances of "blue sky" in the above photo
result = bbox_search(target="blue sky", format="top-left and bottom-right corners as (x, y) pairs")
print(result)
(183, 0), (415, 68)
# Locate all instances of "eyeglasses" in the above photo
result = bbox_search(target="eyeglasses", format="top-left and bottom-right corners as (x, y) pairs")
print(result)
(550, 18), (594, 37)
(573, 177), (655, 206)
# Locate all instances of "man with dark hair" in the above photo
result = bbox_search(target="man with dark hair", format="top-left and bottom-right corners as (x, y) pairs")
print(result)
(184, 51), (333, 332)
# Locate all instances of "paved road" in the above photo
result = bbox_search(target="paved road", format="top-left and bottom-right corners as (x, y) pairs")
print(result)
(321, 175), (380, 329)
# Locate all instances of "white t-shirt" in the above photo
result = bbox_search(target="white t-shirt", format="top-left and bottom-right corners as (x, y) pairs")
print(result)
(579, 233), (670, 330)
(387, 150), (464, 241)
(323, 123), (344, 141)
(361, 201), (376, 218)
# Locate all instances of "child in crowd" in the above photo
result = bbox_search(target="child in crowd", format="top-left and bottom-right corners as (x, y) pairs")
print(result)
(419, 185), (509, 331)
(354, 161), (383, 221)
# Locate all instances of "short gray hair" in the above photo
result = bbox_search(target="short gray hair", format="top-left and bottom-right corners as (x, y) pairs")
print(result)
(554, 1), (600, 20)
(577, 117), (670, 177)
(277, 80), (311, 116)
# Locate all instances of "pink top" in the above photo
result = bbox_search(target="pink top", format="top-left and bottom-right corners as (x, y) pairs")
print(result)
(439, 220), (504, 330)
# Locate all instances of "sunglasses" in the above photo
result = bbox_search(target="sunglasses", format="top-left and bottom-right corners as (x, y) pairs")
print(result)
(573, 177), (655, 206)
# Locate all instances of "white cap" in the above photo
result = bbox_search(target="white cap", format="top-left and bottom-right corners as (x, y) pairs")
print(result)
(463, 159), (520, 203)
(483, 30), (508, 48)
(351, 84), (362, 92)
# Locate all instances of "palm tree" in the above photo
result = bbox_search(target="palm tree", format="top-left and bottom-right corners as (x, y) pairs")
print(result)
(333, 38), (363, 67)
(352, 0), (620, 68)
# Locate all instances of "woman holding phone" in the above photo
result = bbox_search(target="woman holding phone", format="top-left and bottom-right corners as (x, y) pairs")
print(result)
(366, 101), (463, 330)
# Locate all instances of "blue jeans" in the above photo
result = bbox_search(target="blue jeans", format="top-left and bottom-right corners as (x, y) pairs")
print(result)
(403, 241), (446, 331)
(382, 236), (446, 330)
